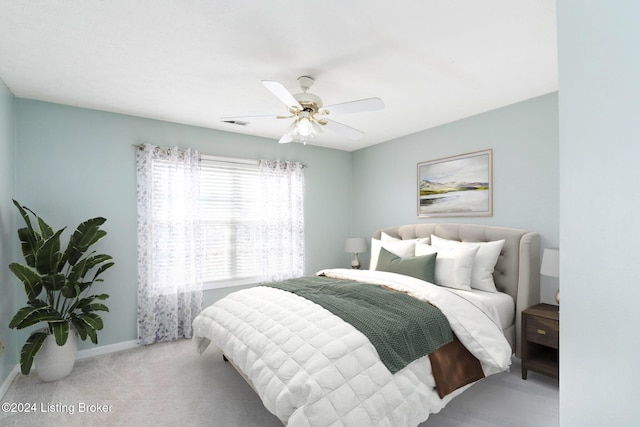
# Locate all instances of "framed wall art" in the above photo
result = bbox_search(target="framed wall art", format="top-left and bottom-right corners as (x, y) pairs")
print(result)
(417, 149), (493, 217)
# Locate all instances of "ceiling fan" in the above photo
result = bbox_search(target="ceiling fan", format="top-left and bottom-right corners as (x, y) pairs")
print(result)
(221, 76), (384, 144)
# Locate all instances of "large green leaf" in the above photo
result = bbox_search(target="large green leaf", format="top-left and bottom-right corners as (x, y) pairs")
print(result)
(13, 200), (42, 268)
(34, 228), (65, 275)
(41, 273), (66, 292)
(74, 313), (102, 344)
(83, 303), (109, 313)
(9, 306), (63, 330)
(50, 321), (70, 346)
(68, 294), (110, 314)
(65, 218), (107, 266)
(8, 263), (43, 301)
(20, 331), (48, 375)
(86, 253), (113, 267)
(67, 256), (89, 285)
(93, 260), (114, 282)
(60, 282), (81, 299)
(17, 227), (39, 268)
(78, 312), (104, 331)
(71, 316), (88, 341)
(37, 216), (55, 239)
(87, 255), (113, 278)
(85, 327), (98, 344)
(68, 253), (112, 284)
(77, 281), (94, 294)
(13, 200), (36, 234)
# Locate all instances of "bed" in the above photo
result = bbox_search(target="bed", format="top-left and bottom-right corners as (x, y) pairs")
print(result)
(192, 223), (540, 426)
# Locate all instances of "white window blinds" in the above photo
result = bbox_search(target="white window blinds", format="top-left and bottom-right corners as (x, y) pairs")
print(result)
(200, 156), (262, 288)
(139, 149), (305, 292)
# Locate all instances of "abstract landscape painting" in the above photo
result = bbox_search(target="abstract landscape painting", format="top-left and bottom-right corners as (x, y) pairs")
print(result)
(417, 149), (493, 217)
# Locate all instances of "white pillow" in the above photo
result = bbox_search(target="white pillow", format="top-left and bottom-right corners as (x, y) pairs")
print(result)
(381, 232), (430, 246)
(369, 233), (418, 270)
(415, 242), (479, 290)
(430, 235), (505, 292)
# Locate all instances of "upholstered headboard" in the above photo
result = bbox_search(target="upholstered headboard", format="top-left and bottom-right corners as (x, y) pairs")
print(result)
(373, 223), (540, 358)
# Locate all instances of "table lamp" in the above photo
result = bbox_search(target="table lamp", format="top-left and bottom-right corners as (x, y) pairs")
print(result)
(540, 248), (560, 305)
(344, 237), (367, 269)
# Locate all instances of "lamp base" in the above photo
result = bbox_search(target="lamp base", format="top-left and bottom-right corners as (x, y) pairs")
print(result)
(351, 253), (361, 269)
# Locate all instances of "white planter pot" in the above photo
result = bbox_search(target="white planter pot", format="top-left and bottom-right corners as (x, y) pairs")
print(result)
(34, 331), (78, 382)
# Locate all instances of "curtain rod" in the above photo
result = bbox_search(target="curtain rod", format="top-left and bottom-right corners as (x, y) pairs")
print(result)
(203, 154), (258, 166)
(132, 144), (306, 167)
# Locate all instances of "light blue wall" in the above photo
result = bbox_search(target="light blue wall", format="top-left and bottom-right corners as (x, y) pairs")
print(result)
(352, 93), (559, 303)
(14, 99), (353, 350)
(558, 2), (640, 425)
(6, 92), (560, 377)
(0, 80), (16, 384)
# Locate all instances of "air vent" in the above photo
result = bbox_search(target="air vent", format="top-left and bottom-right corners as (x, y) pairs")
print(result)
(222, 120), (249, 126)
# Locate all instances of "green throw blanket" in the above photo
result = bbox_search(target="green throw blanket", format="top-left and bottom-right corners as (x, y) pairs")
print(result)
(261, 276), (453, 373)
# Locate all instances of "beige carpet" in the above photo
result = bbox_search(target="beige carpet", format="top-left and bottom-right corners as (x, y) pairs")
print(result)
(0, 339), (558, 426)
(0, 339), (282, 427)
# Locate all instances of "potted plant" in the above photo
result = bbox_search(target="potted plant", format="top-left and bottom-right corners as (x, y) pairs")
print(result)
(8, 200), (114, 381)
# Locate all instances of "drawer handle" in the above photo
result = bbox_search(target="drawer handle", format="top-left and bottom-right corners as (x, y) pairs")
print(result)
(537, 329), (547, 335)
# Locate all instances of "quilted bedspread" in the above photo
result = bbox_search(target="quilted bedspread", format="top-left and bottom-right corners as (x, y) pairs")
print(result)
(262, 275), (454, 373)
(192, 269), (512, 427)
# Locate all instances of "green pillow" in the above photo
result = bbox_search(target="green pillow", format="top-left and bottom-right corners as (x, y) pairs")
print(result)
(376, 247), (437, 283)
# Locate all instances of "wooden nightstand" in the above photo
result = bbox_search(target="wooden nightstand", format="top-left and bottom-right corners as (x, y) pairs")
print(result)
(521, 303), (559, 380)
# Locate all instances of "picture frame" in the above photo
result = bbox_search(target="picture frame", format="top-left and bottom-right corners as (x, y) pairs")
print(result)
(417, 149), (493, 217)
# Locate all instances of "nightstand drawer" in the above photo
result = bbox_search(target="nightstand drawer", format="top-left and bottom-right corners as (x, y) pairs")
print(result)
(522, 303), (559, 380)
(526, 316), (559, 349)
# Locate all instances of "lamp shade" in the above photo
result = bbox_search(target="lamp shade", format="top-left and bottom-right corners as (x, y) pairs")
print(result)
(540, 248), (560, 277)
(344, 237), (367, 254)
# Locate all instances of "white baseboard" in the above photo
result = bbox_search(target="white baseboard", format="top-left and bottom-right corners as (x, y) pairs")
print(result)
(76, 340), (138, 360)
(0, 340), (139, 401)
(0, 365), (20, 401)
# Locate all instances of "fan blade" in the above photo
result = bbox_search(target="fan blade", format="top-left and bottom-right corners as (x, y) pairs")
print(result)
(261, 80), (303, 110)
(320, 97), (384, 116)
(279, 133), (294, 144)
(321, 119), (365, 140)
(277, 121), (297, 144)
(221, 114), (282, 121)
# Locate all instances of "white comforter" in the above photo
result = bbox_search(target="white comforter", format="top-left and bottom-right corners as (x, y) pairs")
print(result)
(192, 269), (512, 427)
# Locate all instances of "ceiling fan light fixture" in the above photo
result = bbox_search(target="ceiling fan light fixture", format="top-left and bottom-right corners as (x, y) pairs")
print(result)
(295, 129), (318, 144)
(281, 119), (314, 144)
(297, 114), (314, 136)
(311, 120), (323, 135)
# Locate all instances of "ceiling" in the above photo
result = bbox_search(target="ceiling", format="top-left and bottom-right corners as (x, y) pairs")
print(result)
(0, 1), (557, 152)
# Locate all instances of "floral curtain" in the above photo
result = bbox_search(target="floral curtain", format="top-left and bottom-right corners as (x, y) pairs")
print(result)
(258, 160), (306, 282)
(136, 144), (203, 345)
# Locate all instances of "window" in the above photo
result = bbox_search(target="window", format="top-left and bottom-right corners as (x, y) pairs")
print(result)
(137, 146), (305, 297)
(200, 156), (306, 288)
(200, 156), (262, 288)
